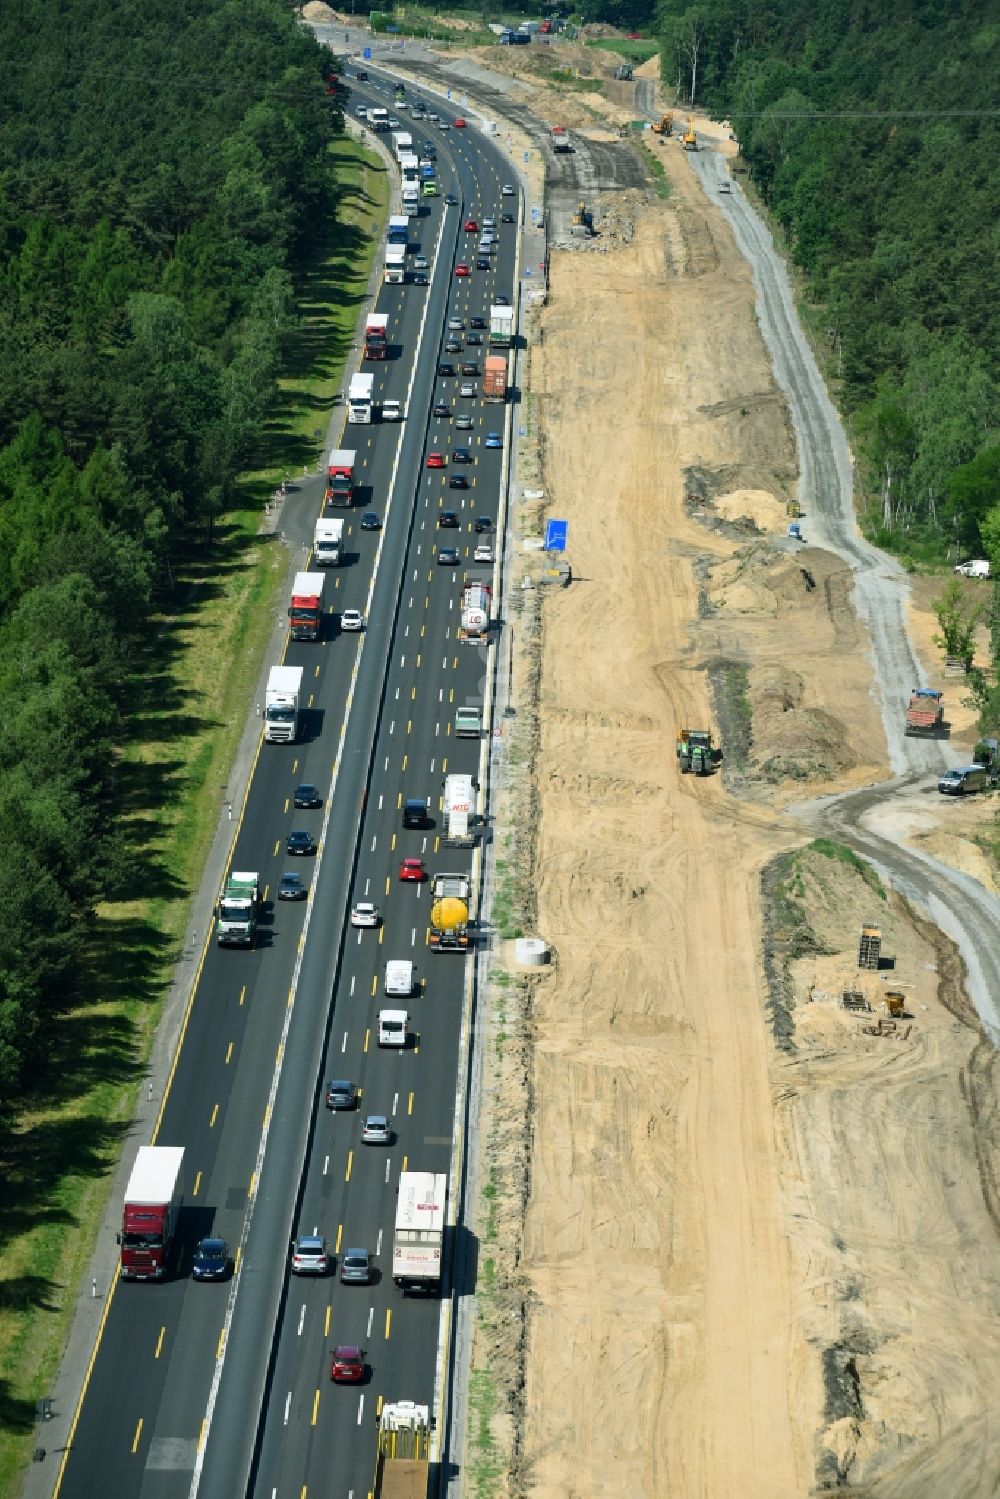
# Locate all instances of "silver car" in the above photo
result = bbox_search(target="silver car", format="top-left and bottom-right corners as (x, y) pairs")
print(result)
(340, 1247), (372, 1285)
(362, 1114), (392, 1145)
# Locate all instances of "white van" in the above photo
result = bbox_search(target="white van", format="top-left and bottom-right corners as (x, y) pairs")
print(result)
(384, 960), (415, 996)
(377, 1009), (409, 1047)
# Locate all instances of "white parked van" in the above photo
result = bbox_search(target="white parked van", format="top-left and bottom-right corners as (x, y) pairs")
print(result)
(954, 558), (991, 579)
(384, 960), (415, 996)
(378, 1009), (409, 1047)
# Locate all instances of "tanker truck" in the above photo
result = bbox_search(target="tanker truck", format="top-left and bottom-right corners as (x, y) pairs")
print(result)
(429, 873), (471, 952)
(457, 582), (491, 645)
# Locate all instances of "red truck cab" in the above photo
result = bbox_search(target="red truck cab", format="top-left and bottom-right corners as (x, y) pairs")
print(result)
(118, 1146), (184, 1281)
(364, 313), (389, 360)
(325, 448), (356, 508)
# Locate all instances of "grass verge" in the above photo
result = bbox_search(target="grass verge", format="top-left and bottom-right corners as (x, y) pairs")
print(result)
(585, 36), (660, 62)
(0, 133), (387, 1494)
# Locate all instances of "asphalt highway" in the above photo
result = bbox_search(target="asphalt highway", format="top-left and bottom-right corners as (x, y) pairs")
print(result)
(54, 70), (517, 1499)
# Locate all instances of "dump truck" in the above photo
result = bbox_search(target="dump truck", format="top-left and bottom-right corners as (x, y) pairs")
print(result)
(904, 689), (943, 738)
(442, 773), (476, 847)
(216, 870), (261, 947)
(289, 571), (324, 641)
(483, 355), (507, 402)
(265, 664), (303, 743)
(393, 1171), (446, 1293)
(326, 448), (356, 507)
(454, 705), (482, 737)
(458, 582), (491, 644)
(488, 304), (514, 348)
(676, 728), (716, 775)
(614, 61), (633, 80)
(429, 873), (471, 951)
(373, 1401), (432, 1499)
(550, 125), (571, 152)
(118, 1147), (184, 1281)
(364, 313), (389, 360)
(314, 516), (344, 567)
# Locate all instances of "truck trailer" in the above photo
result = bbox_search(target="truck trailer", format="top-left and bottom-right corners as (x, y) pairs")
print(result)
(457, 582), (491, 644)
(289, 571), (324, 641)
(483, 355), (507, 402)
(364, 313), (389, 360)
(118, 1146), (184, 1280)
(904, 688), (944, 738)
(348, 373), (375, 424)
(488, 304), (514, 348)
(385, 245), (407, 284)
(387, 214), (409, 245)
(265, 664), (304, 743)
(391, 129), (413, 160)
(314, 517), (344, 566)
(429, 873), (471, 951)
(442, 773), (476, 847)
(216, 870), (260, 946)
(325, 448), (356, 507)
(393, 1171), (446, 1293)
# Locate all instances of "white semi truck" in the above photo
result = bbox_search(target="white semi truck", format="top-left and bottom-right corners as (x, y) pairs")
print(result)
(392, 1171), (447, 1294)
(265, 664), (303, 743)
(348, 372), (375, 423)
(314, 517), (344, 566)
(442, 773), (476, 847)
(385, 245), (407, 284)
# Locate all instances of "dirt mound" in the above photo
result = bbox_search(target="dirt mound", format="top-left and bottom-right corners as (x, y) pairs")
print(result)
(301, 0), (337, 19)
(750, 664), (861, 780)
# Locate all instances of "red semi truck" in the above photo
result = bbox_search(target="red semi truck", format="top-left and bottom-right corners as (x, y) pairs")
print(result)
(118, 1146), (184, 1280)
(325, 448), (356, 508)
(483, 356), (507, 402)
(364, 313), (389, 359)
(289, 571), (324, 641)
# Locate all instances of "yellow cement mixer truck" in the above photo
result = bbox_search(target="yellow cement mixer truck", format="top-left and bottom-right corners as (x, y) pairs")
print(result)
(429, 874), (471, 952)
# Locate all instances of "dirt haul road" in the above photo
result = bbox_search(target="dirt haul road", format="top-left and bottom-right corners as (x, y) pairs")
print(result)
(512, 107), (1000, 1499)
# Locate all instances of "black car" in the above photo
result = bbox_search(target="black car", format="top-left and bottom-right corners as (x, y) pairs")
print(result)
(449, 475), (469, 490)
(433, 401), (450, 418)
(445, 338), (462, 353)
(474, 516), (493, 533)
(277, 871), (308, 901)
(437, 547), (461, 565)
(495, 293), (510, 305)
(452, 447), (472, 463)
(471, 316), (487, 329)
(355, 69), (368, 81)
(445, 193), (458, 206)
(461, 362), (479, 376)
(476, 258), (490, 270)
(466, 333), (482, 345)
(192, 1237), (229, 1282)
(438, 511), (460, 528)
(502, 211), (514, 223)
(326, 1079), (357, 1110)
(437, 361), (455, 377)
(286, 830), (315, 856)
(360, 511), (381, 530)
(413, 272), (429, 285)
(294, 783), (322, 808)
(402, 797), (429, 827)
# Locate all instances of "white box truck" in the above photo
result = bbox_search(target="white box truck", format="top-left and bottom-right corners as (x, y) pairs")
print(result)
(401, 183), (419, 216)
(442, 773), (476, 846)
(391, 129), (413, 159)
(348, 372), (375, 423)
(385, 245), (407, 284)
(314, 517), (344, 566)
(265, 664), (303, 743)
(392, 1171), (446, 1293)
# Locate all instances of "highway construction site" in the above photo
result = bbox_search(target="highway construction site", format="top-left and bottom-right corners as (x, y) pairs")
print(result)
(427, 35), (1000, 1499)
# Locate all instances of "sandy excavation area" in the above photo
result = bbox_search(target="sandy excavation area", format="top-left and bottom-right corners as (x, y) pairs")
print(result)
(504, 109), (1000, 1499)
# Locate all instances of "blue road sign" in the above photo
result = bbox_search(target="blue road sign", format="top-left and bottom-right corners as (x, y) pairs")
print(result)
(363, 46), (372, 58)
(544, 519), (568, 551)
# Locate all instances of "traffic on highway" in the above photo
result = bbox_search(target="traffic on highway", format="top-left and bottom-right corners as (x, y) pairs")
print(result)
(54, 62), (519, 1499)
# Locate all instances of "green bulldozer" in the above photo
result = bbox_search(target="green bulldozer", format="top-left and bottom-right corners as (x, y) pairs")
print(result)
(676, 728), (717, 776)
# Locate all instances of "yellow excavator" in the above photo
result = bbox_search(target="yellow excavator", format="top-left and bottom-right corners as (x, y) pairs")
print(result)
(570, 201), (593, 236)
(682, 115), (697, 150)
(652, 112), (673, 136)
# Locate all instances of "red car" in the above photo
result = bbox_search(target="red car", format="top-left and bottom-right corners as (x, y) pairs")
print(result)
(426, 452), (446, 469)
(399, 857), (426, 882)
(454, 117), (467, 128)
(463, 218), (478, 232)
(330, 1345), (364, 1383)
(454, 263), (470, 278)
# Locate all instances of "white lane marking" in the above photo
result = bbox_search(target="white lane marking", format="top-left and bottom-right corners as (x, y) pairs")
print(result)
(324, 1154), (330, 1174)
(297, 1305), (306, 1337)
(392, 1091), (399, 1114)
(411, 927), (417, 948)
(357, 1394), (365, 1426)
(367, 1306), (375, 1338)
(283, 1393), (291, 1426)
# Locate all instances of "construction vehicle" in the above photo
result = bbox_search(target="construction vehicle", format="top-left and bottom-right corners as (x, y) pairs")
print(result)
(785, 499), (802, 518)
(570, 201), (593, 237)
(682, 116), (697, 150)
(676, 728), (716, 775)
(373, 1400), (432, 1499)
(217, 871), (261, 946)
(904, 689), (943, 738)
(614, 62), (633, 81)
(973, 738), (1000, 782)
(651, 113), (673, 136)
(429, 873), (471, 951)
